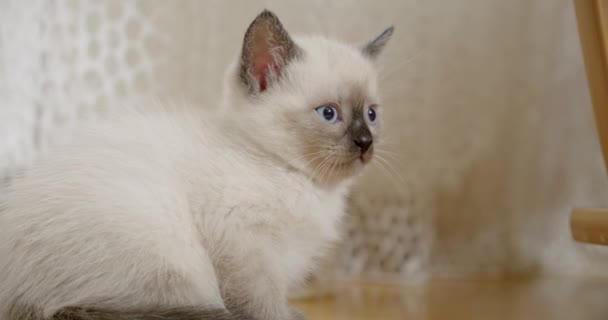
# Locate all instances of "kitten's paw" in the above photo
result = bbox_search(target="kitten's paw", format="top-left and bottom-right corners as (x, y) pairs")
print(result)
(289, 307), (306, 320)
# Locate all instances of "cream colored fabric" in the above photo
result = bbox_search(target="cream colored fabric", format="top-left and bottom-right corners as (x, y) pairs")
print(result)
(1, 0), (607, 281)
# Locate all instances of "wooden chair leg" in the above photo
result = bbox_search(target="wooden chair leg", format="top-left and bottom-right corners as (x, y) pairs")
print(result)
(571, 208), (608, 245)
(571, 0), (608, 245)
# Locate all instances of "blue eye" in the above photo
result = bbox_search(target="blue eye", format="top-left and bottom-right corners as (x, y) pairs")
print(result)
(366, 107), (377, 125)
(315, 105), (339, 123)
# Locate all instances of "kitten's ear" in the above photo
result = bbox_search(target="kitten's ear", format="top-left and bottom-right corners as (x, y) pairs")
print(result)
(361, 26), (394, 59)
(239, 10), (300, 94)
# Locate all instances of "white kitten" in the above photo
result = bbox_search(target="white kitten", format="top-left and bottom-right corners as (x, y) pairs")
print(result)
(0, 10), (393, 320)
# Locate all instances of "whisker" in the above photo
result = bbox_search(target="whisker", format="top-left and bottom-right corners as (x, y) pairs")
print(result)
(317, 156), (334, 184)
(374, 154), (407, 191)
(311, 155), (331, 183)
(379, 49), (423, 82)
(375, 149), (402, 163)
(324, 157), (339, 184)
(375, 154), (405, 181)
(300, 152), (329, 170)
(372, 158), (404, 192)
(286, 150), (327, 165)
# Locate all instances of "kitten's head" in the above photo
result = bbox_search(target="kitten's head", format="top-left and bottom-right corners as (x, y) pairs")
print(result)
(223, 10), (393, 186)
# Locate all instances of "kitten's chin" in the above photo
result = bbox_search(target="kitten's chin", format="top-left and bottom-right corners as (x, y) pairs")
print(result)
(308, 155), (371, 186)
(360, 151), (374, 165)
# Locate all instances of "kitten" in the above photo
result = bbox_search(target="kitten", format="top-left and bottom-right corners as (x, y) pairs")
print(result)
(0, 10), (393, 320)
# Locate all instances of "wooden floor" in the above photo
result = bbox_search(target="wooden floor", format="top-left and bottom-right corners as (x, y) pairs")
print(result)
(291, 277), (608, 320)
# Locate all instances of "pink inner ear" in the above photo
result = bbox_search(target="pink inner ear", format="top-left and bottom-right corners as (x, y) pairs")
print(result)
(253, 51), (276, 92)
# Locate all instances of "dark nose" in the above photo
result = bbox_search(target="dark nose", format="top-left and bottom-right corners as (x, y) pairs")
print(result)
(354, 135), (373, 154)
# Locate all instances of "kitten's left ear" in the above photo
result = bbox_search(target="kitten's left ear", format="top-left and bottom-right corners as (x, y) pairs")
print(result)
(239, 10), (301, 94)
(361, 26), (394, 59)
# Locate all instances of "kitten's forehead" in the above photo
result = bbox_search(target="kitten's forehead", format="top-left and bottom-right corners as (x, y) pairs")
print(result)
(289, 36), (379, 102)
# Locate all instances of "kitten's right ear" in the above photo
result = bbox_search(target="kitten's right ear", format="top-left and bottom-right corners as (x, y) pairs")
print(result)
(239, 10), (301, 94)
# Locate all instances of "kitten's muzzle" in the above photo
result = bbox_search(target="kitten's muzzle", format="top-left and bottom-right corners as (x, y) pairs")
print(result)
(351, 121), (373, 155)
(354, 135), (373, 154)
(347, 117), (374, 163)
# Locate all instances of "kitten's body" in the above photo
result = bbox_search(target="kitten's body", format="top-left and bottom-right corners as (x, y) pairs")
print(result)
(0, 11), (392, 320)
(0, 109), (346, 318)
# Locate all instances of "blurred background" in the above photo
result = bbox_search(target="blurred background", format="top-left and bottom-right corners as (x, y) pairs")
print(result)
(1, 0), (608, 288)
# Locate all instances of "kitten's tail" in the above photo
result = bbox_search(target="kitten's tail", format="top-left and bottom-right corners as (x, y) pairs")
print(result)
(9, 305), (252, 320)
(51, 306), (245, 320)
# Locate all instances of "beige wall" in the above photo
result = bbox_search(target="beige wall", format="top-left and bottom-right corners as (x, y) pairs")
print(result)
(1, 0), (607, 280)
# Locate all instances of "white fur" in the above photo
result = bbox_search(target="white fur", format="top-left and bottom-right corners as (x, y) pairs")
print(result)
(0, 21), (386, 320)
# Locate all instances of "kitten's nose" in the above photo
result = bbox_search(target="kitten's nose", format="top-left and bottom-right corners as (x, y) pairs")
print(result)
(354, 135), (373, 154)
